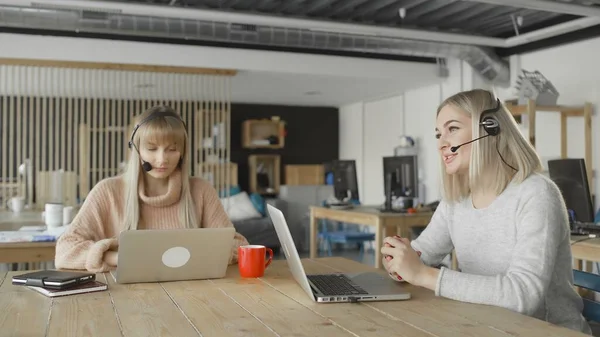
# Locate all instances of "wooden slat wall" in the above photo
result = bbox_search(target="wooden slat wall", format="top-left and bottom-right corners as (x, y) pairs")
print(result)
(0, 64), (233, 210)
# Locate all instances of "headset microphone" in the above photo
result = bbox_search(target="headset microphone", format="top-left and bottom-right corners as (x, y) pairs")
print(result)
(128, 108), (186, 173)
(141, 161), (153, 172)
(450, 135), (490, 153)
(450, 108), (500, 153)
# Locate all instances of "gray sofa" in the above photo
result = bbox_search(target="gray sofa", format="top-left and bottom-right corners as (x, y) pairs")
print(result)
(231, 185), (333, 253)
(231, 198), (304, 252)
(277, 185), (334, 252)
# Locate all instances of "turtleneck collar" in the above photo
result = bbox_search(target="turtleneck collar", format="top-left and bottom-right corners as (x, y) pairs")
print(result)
(138, 169), (182, 207)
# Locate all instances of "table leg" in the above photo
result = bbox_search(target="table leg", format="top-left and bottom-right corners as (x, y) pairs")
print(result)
(375, 218), (382, 269)
(309, 209), (317, 259)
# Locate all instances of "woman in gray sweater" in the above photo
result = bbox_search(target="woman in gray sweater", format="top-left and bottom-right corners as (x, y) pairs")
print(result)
(381, 89), (591, 334)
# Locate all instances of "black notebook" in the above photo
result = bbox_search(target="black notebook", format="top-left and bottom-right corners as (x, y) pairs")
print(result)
(12, 270), (96, 290)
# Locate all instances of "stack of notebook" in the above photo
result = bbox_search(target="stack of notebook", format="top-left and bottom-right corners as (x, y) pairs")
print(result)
(11, 270), (107, 297)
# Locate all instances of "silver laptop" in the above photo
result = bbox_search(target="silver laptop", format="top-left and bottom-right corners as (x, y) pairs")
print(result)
(267, 204), (411, 303)
(112, 227), (235, 284)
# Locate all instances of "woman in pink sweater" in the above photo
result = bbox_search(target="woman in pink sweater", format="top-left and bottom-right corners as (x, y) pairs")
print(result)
(55, 106), (249, 272)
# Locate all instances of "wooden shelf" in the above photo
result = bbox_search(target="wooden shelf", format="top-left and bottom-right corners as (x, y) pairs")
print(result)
(505, 99), (593, 190)
(242, 119), (285, 149)
(249, 155), (280, 194)
(285, 164), (324, 185)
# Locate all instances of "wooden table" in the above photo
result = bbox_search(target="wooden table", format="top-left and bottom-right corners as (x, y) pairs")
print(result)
(0, 257), (587, 336)
(571, 235), (600, 263)
(0, 210), (46, 228)
(309, 206), (433, 268)
(565, 236), (600, 298)
(0, 211), (56, 265)
(571, 235), (600, 274)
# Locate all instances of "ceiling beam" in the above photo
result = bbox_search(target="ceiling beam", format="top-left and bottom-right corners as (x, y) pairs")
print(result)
(1, 0), (599, 49)
(321, 0), (368, 17)
(4, 0), (507, 46)
(272, 0), (309, 13)
(416, 2), (479, 25)
(346, 0), (399, 20)
(401, 0), (455, 21)
(298, 0), (337, 15)
(374, 0), (429, 24)
(463, 0), (600, 17)
(505, 16), (600, 46)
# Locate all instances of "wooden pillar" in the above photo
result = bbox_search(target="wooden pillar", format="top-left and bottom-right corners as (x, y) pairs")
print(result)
(527, 99), (536, 147)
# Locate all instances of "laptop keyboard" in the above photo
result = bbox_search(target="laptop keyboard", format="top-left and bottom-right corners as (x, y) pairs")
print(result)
(307, 274), (368, 296)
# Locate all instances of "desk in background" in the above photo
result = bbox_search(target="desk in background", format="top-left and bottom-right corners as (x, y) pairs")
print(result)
(309, 206), (433, 269)
(0, 257), (587, 336)
(0, 211), (57, 269)
(571, 235), (600, 270)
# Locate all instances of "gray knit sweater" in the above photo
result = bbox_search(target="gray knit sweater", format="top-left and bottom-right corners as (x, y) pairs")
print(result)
(411, 173), (592, 335)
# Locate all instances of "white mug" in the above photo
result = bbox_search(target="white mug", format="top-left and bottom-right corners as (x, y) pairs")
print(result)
(63, 206), (75, 225)
(6, 197), (25, 213)
(43, 203), (64, 227)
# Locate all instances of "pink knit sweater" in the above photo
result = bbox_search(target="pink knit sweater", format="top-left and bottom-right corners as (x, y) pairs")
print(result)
(55, 170), (249, 272)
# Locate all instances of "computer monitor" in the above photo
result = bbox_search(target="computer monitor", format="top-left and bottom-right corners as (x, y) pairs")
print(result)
(547, 158), (595, 223)
(325, 160), (359, 202)
(383, 156), (419, 200)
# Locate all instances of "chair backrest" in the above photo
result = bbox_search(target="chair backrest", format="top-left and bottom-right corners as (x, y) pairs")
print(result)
(573, 269), (600, 322)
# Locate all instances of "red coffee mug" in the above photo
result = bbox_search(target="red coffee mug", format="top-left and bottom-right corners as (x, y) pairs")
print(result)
(238, 245), (274, 278)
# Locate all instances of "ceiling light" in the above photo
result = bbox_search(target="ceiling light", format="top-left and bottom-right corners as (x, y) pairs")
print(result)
(398, 7), (406, 19)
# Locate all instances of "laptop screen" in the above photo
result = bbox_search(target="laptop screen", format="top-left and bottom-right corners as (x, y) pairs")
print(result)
(266, 205), (316, 300)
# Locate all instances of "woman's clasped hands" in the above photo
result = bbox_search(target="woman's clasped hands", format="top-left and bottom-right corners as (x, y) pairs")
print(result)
(381, 235), (424, 285)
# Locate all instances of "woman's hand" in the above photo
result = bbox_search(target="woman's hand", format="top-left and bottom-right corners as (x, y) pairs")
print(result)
(381, 236), (426, 285)
(104, 250), (118, 267)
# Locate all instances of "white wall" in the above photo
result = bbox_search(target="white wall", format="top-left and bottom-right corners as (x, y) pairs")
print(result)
(471, 40), (600, 211)
(339, 102), (364, 198)
(339, 58), (470, 205)
(343, 37), (600, 213)
(511, 38), (600, 211)
(362, 95), (404, 204)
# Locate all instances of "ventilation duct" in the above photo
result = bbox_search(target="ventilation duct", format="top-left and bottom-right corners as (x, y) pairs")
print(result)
(0, 4), (510, 86)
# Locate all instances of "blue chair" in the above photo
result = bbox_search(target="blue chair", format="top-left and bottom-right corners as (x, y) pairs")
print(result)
(318, 219), (375, 261)
(316, 198), (376, 261)
(573, 269), (600, 323)
(317, 198), (375, 261)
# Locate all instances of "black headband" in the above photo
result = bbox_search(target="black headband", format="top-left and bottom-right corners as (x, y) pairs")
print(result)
(482, 92), (501, 115)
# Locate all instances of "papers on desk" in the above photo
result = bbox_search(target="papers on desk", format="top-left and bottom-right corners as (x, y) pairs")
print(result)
(0, 225), (67, 243)
(19, 225), (47, 231)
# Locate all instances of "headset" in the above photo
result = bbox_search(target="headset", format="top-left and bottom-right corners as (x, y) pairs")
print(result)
(450, 93), (501, 153)
(479, 96), (501, 136)
(449, 91), (517, 171)
(128, 108), (187, 172)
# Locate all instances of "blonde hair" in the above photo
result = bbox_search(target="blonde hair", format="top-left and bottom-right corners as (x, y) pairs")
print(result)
(437, 89), (543, 203)
(122, 106), (198, 230)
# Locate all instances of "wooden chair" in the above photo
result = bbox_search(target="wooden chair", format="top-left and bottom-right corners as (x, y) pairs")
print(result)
(573, 269), (600, 323)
